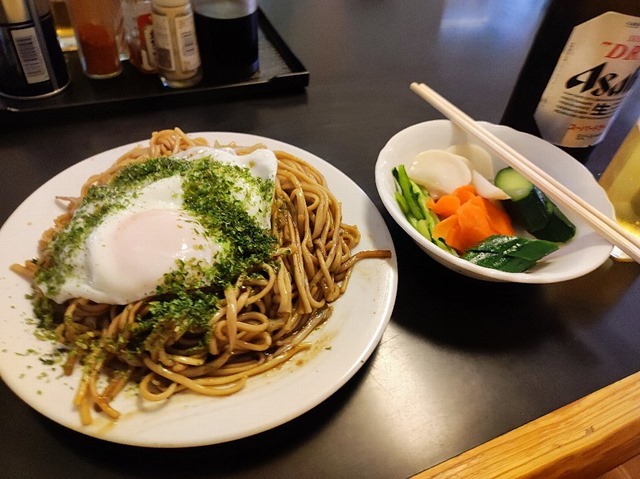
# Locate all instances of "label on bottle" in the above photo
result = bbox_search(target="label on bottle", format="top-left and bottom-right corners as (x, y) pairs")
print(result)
(152, 11), (200, 73)
(534, 12), (640, 148)
(137, 13), (156, 70)
(152, 13), (176, 71)
(174, 12), (200, 71)
(10, 26), (50, 84)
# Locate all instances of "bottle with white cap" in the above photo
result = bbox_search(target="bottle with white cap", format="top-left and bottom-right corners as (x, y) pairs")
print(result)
(151, 0), (202, 88)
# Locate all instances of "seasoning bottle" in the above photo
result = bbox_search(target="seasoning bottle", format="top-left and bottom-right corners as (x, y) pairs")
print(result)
(192, 0), (259, 82)
(151, 0), (202, 88)
(501, 0), (640, 164)
(122, 0), (156, 73)
(0, 0), (70, 99)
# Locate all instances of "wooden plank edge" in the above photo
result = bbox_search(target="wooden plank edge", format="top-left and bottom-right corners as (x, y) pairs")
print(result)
(412, 371), (640, 479)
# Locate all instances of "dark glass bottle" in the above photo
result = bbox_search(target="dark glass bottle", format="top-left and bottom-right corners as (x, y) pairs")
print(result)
(0, 0), (70, 99)
(192, 0), (259, 83)
(501, 0), (640, 163)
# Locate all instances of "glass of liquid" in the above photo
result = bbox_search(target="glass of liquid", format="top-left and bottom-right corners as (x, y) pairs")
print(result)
(598, 117), (640, 261)
(66, 0), (124, 78)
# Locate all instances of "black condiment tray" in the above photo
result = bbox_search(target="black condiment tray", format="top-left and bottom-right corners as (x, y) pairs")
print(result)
(0, 9), (309, 115)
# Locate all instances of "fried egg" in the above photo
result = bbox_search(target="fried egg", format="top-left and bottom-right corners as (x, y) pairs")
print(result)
(36, 147), (278, 305)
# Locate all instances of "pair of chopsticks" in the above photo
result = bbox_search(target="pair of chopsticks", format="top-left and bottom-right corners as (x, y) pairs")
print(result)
(409, 81), (640, 265)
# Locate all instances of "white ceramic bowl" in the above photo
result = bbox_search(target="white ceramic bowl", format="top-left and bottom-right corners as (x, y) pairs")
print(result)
(375, 120), (614, 283)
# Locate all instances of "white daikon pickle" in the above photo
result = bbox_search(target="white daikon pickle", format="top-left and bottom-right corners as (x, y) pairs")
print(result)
(471, 170), (510, 200)
(408, 150), (471, 198)
(446, 144), (494, 180)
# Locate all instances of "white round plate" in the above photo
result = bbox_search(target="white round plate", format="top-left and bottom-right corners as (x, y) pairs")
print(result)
(375, 120), (613, 283)
(0, 132), (397, 447)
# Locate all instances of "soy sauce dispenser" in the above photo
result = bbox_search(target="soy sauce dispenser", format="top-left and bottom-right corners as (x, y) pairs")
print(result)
(0, 0), (70, 99)
(192, 0), (259, 82)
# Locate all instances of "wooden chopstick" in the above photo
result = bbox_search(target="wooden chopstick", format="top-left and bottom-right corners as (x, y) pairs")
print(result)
(409, 81), (640, 265)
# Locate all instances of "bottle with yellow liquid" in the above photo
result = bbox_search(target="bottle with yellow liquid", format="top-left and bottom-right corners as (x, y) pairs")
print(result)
(599, 117), (640, 260)
(49, 0), (77, 51)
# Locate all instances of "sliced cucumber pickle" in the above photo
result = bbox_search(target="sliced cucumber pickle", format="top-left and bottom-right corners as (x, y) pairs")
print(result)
(463, 235), (559, 273)
(494, 167), (576, 243)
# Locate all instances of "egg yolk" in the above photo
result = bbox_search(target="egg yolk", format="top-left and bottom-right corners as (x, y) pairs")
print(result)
(87, 208), (220, 305)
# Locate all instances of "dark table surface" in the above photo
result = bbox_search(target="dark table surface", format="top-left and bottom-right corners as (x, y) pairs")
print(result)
(2, 1), (640, 478)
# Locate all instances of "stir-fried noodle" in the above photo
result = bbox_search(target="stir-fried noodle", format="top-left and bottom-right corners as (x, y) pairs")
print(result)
(12, 128), (391, 424)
